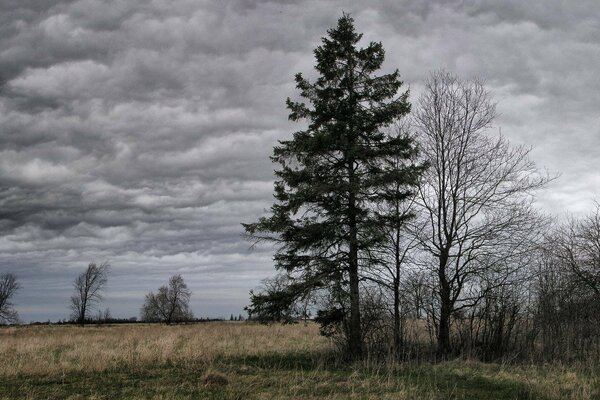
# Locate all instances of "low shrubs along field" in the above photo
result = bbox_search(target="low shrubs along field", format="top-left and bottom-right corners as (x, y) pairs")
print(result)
(1, 322), (599, 399)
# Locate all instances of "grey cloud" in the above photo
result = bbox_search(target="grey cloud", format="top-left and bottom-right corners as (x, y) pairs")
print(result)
(0, 0), (598, 321)
(464, 0), (600, 33)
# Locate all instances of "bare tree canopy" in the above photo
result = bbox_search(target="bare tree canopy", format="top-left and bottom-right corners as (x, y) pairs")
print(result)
(70, 262), (110, 326)
(141, 274), (193, 324)
(0, 273), (20, 324)
(414, 71), (549, 356)
(553, 203), (600, 297)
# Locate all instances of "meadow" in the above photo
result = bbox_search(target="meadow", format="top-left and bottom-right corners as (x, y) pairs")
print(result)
(1, 322), (599, 399)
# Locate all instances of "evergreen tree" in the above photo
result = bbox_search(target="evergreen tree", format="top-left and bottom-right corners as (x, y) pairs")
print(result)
(244, 14), (422, 358)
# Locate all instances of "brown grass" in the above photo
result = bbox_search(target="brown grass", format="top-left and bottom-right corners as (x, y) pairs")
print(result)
(0, 322), (327, 378)
(202, 372), (229, 388)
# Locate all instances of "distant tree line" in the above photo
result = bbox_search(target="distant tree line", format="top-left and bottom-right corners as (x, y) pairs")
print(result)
(26, 316), (227, 326)
(1, 266), (237, 326)
(244, 14), (600, 363)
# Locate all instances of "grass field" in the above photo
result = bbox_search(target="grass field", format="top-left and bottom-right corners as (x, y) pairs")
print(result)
(1, 322), (599, 399)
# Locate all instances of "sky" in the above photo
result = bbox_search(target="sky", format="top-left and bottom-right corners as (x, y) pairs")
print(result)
(1, 0), (599, 322)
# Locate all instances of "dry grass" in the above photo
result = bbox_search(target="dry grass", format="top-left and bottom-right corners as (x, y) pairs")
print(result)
(0, 322), (325, 377)
(1, 322), (599, 399)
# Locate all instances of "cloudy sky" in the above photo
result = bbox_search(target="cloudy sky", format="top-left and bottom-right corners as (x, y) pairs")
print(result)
(1, 0), (598, 322)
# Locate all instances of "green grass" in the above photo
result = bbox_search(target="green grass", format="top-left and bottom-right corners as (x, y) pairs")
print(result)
(2, 353), (598, 399)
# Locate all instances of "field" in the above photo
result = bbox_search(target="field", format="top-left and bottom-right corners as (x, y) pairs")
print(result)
(1, 322), (599, 399)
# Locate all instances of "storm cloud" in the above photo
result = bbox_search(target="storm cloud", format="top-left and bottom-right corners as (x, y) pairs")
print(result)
(1, 0), (599, 321)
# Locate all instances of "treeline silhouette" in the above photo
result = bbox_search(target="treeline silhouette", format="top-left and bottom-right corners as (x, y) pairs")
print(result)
(26, 317), (229, 326)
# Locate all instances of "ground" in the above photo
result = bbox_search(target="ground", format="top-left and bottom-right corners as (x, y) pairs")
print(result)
(1, 322), (598, 399)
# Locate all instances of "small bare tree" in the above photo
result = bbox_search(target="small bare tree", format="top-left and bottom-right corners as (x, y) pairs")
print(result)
(141, 274), (193, 324)
(378, 122), (426, 356)
(532, 214), (600, 360)
(554, 203), (600, 297)
(0, 273), (20, 324)
(70, 262), (110, 326)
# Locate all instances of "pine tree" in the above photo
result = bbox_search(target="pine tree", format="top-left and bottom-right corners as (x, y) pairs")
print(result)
(244, 14), (422, 358)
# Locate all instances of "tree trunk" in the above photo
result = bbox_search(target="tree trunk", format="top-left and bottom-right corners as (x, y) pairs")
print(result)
(394, 275), (402, 356)
(438, 298), (451, 357)
(437, 252), (452, 357)
(80, 301), (86, 326)
(393, 222), (402, 356)
(348, 246), (361, 358)
(348, 160), (362, 359)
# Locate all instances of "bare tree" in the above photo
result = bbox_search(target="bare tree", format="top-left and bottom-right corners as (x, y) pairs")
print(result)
(553, 203), (600, 297)
(530, 219), (600, 360)
(414, 71), (549, 356)
(378, 123), (426, 355)
(141, 274), (193, 324)
(70, 262), (110, 326)
(0, 273), (20, 324)
(95, 307), (112, 322)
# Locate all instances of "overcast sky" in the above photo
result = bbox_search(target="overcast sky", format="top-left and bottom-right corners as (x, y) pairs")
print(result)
(1, 0), (598, 322)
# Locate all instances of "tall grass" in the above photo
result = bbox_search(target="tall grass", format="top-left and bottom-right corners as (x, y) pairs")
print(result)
(0, 323), (326, 377)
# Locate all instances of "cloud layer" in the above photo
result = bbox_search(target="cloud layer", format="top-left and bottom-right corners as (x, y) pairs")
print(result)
(1, 0), (599, 321)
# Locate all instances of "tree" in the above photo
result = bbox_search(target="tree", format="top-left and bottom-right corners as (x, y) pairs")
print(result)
(95, 307), (112, 323)
(140, 274), (193, 324)
(243, 14), (422, 358)
(530, 207), (600, 359)
(376, 122), (426, 356)
(70, 262), (109, 326)
(0, 273), (20, 324)
(246, 273), (316, 323)
(553, 203), (600, 297)
(414, 71), (548, 356)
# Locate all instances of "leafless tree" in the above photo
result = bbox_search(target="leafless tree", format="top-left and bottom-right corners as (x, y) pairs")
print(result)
(0, 273), (20, 324)
(95, 307), (112, 322)
(414, 71), (549, 356)
(381, 124), (425, 355)
(70, 262), (110, 326)
(369, 183), (422, 356)
(141, 274), (193, 324)
(524, 204), (600, 360)
(358, 121), (426, 356)
(553, 203), (600, 297)
(528, 221), (600, 360)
